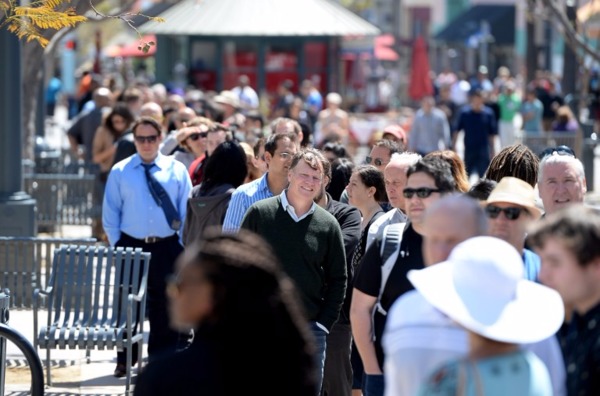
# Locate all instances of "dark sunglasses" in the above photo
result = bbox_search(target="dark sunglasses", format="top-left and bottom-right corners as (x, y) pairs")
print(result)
(366, 156), (386, 167)
(188, 132), (207, 141)
(485, 205), (527, 220)
(402, 187), (443, 199)
(134, 135), (159, 144)
(539, 145), (575, 160)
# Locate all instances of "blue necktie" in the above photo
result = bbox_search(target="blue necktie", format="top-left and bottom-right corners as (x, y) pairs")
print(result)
(142, 163), (181, 231)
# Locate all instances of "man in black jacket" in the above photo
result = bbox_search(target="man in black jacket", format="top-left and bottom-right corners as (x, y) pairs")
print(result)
(316, 157), (361, 396)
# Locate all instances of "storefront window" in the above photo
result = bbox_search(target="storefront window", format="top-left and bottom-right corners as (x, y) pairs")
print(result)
(191, 41), (217, 90)
(223, 41), (258, 90)
(265, 43), (298, 94)
(304, 42), (328, 94)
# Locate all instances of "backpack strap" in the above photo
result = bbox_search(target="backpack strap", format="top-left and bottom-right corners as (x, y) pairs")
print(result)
(375, 222), (406, 316)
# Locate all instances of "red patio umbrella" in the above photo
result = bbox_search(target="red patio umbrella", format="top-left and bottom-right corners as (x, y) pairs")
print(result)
(408, 35), (433, 101)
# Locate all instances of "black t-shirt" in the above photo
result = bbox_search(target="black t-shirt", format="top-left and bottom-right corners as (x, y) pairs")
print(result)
(353, 222), (424, 367)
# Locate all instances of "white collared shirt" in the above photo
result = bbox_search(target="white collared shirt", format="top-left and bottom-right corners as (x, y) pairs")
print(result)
(280, 190), (317, 222)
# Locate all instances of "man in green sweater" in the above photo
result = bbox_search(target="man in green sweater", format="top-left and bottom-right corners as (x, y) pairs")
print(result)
(241, 148), (347, 396)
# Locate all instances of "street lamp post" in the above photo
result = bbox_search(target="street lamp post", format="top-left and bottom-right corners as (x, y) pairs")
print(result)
(0, 24), (36, 236)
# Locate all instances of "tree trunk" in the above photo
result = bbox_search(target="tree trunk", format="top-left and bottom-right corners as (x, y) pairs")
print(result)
(22, 42), (45, 162)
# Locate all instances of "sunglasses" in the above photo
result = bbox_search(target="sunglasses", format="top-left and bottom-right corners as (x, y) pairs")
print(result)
(188, 132), (207, 141)
(539, 145), (575, 160)
(402, 187), (443, 199)
(366, 156), (387, 167)
(134, 135), (159, 144)
(485, 205), (527, 220)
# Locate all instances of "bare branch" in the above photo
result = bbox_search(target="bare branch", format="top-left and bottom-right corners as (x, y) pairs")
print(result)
(539, 0), (600, 64)
(87, 0), (163, 52)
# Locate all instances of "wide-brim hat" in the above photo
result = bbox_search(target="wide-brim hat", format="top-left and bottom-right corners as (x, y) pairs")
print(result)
(485, 176), (542, 219)
(407, 236), (564, 344)
(214, 90), (240, 109)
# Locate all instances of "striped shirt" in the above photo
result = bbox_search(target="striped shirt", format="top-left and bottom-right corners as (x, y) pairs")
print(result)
(222, 172), (273, 233)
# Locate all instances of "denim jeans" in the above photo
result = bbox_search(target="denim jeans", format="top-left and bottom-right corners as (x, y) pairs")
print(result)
(311, 322), (328, 396)
(363, 373), (384, 396)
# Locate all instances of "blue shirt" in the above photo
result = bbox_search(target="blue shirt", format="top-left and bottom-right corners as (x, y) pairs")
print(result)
(103, 153), (192, 246)
(419, 350), (552, 396)
(454, 105), (497, 151)
(222, 173), (274, 233)
(521, 99), (544, 133)
(523, 248), (541, 282)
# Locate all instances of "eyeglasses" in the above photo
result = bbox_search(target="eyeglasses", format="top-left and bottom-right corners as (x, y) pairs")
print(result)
(188, 132), (207, 142)
(366, 156), (387, 167)
(485, 205), (527, 220)
(134, 135), (159, 144)
(539, 145), (576, 160)
(402, 187), (443, 199)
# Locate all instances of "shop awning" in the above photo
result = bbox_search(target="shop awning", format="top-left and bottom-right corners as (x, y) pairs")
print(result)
(434, 5), (515, 46)
(140, 0), (380, 37)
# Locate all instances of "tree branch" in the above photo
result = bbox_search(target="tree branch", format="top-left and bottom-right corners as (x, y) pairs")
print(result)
(539, 0), (600, 64)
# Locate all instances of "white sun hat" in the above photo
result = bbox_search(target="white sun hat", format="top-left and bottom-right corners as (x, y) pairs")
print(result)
(407, 236), (564, 344)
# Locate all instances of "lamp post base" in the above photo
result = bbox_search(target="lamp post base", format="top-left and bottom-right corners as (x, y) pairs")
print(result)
(0, 196), (36, 236)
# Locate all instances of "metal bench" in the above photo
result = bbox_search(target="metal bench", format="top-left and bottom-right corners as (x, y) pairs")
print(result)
(33, 245), (150, 394)
(0, 237), (97, 309)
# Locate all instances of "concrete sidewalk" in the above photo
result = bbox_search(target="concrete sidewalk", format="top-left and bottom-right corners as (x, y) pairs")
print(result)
(4, 308), (149, 395)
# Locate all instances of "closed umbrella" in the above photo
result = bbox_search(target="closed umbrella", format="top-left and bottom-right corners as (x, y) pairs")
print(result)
(408, 35), (433, 101)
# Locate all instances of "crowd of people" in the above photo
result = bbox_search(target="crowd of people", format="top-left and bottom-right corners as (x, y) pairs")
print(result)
(58, 68), (600, 396)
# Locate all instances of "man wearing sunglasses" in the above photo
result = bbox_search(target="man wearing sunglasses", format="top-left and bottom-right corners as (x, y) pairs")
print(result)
(351, 157), (455, 396)
(365, 139), (402, 172)
(103, 116), (192, 378)
(484, 176), (543, 281)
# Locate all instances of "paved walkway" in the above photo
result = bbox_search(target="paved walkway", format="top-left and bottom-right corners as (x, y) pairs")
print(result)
(5, 309), (148, 395)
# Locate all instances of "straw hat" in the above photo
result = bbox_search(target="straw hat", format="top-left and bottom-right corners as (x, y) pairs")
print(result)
(408, 236), (564, 344)
(485, 176), (542, 219)
(214, 90), (240, 109)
